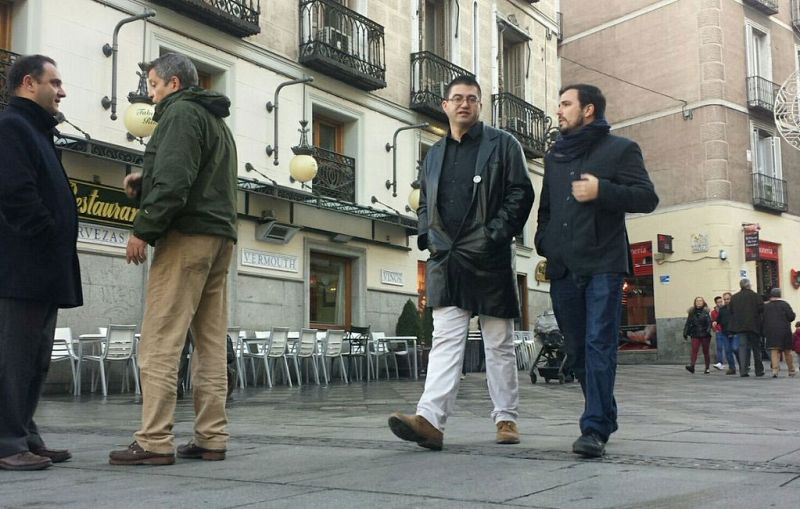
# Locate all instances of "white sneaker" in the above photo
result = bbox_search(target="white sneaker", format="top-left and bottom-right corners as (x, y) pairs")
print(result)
(713, 363), (723, 370)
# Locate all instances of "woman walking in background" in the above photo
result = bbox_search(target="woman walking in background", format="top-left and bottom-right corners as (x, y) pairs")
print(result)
(762, 288), (796, 377)
(684, 297), (713, 374)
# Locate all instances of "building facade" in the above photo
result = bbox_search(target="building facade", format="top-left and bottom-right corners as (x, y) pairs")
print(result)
(0, 0), (560, 389)
(559, 0), (800, 361)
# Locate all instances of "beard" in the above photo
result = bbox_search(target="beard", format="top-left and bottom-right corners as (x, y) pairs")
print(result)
(558, 113), (585, 135)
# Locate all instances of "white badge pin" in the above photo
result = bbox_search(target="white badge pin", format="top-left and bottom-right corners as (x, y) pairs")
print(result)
(473, 175), (482, 183)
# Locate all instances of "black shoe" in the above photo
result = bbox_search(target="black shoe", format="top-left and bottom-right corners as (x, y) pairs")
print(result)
(685, 365), (695, 374)
(740, 373), (750, 377)
(31, 447), (71, 463)
(572, 432), (606, 458)
(755, 372), (765, 377)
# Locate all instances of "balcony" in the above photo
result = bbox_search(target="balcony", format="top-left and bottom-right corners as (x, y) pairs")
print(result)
(491, 92), (552, 159)
(410, 51), (474, 121)
(0, 49), (19, 112)
(746, 76), (779, 115)
(310, 146), (355, 203)
(299, 0), (386, 91)
(793, 0), (800, 32)
(743, 0), (779, 15)
(149, 0), (261, 37)
(752, 172), (787, 212)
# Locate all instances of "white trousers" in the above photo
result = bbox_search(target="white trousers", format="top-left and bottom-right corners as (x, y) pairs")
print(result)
(416, 306), (519, 431)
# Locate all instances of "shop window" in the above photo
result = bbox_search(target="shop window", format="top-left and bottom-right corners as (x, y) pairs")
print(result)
(310, 252), (352, 329)
(620, 241), (656, 351)
(756, 241), (780, 297)
(417, 260), (427, 312)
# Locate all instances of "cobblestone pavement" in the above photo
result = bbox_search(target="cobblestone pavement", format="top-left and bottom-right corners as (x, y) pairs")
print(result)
(2, 364), (800, 508)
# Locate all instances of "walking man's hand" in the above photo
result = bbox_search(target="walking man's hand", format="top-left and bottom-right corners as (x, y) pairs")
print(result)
(572, 173), (599, 202)
(126, 235), (148, 265)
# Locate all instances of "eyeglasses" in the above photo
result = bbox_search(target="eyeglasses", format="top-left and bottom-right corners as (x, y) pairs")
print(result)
(446, 95), (480, 106)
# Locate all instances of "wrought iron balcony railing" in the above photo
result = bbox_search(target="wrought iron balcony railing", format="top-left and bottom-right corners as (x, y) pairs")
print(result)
(0, 49), (19, 112)
(149, 0), (261, 37)
(752, 172), (787, 212)
(310, 146), (356, 203)
(793, 0), (800, 32)
(299, 0), (386, 91)
(746, 76), (779, 114)
(410, 51), (474, 121)
(743, 0), (779, 15)
(492, 92), (552, 159)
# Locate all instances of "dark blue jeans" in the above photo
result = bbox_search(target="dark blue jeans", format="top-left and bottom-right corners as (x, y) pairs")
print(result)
(550, 272), (624, 442)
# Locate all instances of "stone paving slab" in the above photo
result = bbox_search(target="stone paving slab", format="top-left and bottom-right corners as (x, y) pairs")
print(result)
(3, 365), (800, 508)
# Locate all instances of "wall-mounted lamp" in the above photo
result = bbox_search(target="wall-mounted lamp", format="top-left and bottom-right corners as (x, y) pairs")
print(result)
(101, 10), (156, 123)
(244, 162), (280, 187)
(719, 249), (728, 261)
(385, 123), (429, 197)
(124, 62), (157, 142)
(265, 75), (314, 167)
(406, 159), (424, 212)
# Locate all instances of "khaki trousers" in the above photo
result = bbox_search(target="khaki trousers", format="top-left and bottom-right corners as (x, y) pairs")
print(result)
(134, 230), (234, 453)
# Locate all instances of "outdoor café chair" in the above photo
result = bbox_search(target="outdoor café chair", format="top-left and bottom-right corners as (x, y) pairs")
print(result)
(53, 327), (78, 395)
(318, 329), (348, 384)
(80, 324), (139, 396)
(290, 328), (320, 385)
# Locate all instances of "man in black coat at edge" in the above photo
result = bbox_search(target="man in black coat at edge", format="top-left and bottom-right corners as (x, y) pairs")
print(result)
(728, 278), (765, 377)
(535, 84), (659, 458)
(0, 55), (82, 470)
(388, 75), (534, 450)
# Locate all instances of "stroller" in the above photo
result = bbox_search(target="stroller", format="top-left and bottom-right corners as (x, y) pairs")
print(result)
(529, 310), (574, 384)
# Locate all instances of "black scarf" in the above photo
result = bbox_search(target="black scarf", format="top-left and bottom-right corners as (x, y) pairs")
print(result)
(551, 118), (611, 161)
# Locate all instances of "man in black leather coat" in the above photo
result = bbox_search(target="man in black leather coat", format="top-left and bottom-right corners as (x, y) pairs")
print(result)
(389, 76), (534, 450)
(535, 84), (658, 458)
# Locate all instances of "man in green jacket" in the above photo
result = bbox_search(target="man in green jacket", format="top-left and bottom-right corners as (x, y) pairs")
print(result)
(109, 53), (237, 466)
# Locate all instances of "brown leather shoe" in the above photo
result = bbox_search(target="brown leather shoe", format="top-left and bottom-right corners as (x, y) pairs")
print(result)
(177, 441), (226, 461)
(388, 412), (443, 450)
(31, 447), (71, 463)
(109, 442), (175, 466)
(0, 451), (52, 471)
(496, 421), (520, 444)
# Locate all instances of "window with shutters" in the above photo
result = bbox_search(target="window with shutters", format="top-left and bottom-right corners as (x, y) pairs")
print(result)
(0, 1), (10, 50)
(423, 0), (450, 58)
(751, 125), (781, 179)
(745, 21), (771, 80)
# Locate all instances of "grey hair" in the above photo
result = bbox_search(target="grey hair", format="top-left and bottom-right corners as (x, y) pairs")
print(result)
(770, 287), (781, 298)
(739, 278), (751, 290)
(146, 53), (198, 88)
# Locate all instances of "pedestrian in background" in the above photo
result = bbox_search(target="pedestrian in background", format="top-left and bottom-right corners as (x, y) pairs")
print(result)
(534, 83), (659, 458)
(710, 296), (724, 370)
(388, 75), (534, 451)
(684, 297), (712, 374)
(0, 54), (80, 471)
(728, 278), (765, 377)
(762, 288), (796, 378)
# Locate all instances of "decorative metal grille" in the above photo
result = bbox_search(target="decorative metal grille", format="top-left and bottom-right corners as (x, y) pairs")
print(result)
(410, 51), (474, 121)
(793, 0), (800, 33)
(238, 177), (417, 231)
(298, 0), (386, 90)
(752, 172), (787, 212)
(747, 76), (779, 114)
(491, 92), (552, 159)
(149, 0), (261, 37)
(0, 49), (20, 112)
(310, 146), (356, 203)
(743, 0), (779, 15)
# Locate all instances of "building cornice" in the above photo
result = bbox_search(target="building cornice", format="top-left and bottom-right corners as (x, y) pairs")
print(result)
(611, 99), (749, 131)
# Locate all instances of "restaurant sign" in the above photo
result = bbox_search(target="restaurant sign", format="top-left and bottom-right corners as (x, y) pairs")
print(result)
(69, 179), (139, 228)
(241, 248), (299, 273)
(380, 269), (404, 286)
(77, 222), (130, 248)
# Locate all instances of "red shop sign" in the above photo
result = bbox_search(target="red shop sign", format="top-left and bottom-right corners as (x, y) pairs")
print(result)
(759, 241), (779, 261)
(630, 241), (653, 277)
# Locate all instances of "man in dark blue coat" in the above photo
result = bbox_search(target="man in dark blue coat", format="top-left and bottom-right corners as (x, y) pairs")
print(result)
(389, 76), (534, 450)
(535, 84), (658, 458)
(0, 55), (82, 470)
